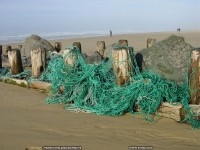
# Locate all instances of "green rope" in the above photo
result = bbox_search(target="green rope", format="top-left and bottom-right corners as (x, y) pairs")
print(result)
(0, 45), (199, 128)
(0, 67), (31, 79)
(40, 46), (200, 128)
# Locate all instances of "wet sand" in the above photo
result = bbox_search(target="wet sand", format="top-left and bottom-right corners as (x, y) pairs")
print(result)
(0, 82), (200, 150)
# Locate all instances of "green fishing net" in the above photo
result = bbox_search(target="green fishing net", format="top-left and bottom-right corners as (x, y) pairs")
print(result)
(39, 46), (200, 128)
(0, 45), (199, 128)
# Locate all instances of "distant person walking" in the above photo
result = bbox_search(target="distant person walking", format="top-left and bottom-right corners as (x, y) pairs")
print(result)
(177, 28), (181, 32)
(110, 30), (112, 37)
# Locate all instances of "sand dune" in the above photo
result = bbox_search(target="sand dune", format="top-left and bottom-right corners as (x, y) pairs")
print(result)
(0, 31), (200, 150)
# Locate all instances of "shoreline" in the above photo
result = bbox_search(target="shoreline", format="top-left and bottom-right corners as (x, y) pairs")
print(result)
(0, 29), (199, 44)
(0, 29), (200, 55)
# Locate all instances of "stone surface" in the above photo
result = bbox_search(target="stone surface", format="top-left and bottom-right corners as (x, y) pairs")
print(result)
(140, 35), (193, 83)
(84, 51), (103, 64)
(22, 34), (54, 66)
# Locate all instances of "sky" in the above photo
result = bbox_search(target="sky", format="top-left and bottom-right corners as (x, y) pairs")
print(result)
(0, 0), (199, 36)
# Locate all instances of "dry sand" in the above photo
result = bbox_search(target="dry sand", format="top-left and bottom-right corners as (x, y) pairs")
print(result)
(0, 30), (200, 150)
(2, 30), (200, 55)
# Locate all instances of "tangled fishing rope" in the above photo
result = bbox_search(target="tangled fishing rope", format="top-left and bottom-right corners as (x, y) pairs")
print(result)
(0, 46), (199, 128)
(39, 46), (200, 128)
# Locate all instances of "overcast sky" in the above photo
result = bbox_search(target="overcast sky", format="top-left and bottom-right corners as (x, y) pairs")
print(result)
(0, 0), (199, 36)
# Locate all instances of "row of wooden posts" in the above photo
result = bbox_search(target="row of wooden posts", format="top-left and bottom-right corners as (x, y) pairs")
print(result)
(0, 40), (199, 105)
(0, 40), (199, 123)
(0, 38), (155, 69)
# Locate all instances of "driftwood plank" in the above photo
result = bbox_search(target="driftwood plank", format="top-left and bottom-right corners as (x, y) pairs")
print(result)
(28, 81), (51, 92)
(158, 102), (184, 122)
(1, 78), (28, 88)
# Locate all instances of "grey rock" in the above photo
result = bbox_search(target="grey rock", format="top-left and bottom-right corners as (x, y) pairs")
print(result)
(21, 34), (55, 59)
(140, 35), (193, 83)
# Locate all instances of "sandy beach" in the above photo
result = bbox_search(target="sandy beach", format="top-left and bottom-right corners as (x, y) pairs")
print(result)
(2, 30), (200, 55)
(0, 30), (200, 150)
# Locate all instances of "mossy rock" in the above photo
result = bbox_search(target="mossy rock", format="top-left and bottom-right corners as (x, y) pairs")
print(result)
(140, 35), (193, 83)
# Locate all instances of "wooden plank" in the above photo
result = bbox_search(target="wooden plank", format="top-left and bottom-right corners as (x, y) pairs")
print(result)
(158, 102), (184, 122)
(28, 81), (51, 92)
(1, 77), (28, 88)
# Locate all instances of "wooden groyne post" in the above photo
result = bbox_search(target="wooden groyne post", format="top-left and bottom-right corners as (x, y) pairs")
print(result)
(8, 49), (23, 74)
(63, 47), (77, 66)
(18, 45), (22, 50)
(118, 39), (128, 46)
(31, 48), (46, 77)
(112, 42), (133, 86)
(6, 45), (11, 53)
(147, 38), (156, 48)
(73, 42), (82, 53)
(189, 48), (200, 104)
(54, 42), (61, 53)
(96, 41), (105, 57)
(0, 45), (2, 68)
(5, 45), (11, 57)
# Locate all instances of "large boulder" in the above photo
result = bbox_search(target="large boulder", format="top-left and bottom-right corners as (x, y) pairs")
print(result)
(21, 34), (55, 66)
(140, 35), (194, 83)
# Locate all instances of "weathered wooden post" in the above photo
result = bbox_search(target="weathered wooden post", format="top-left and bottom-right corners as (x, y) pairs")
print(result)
(96, 41), (105, 57)
(147, 38), (156, 48)
(189, 48), (200, 104)
(73, 42), (82, 53)
(6, 45), (11, 53)
(5, 45), (11, 57)
(18, 45), (22, 50)
(31, 48), (46, 77)
(118, 39), (128, 46)
(8, 49), (23, 74)
(63, 47), (77, 66)
(0, 45), (2, 68)
(54, 42), (62, 53)
(112, 46), (133, 86)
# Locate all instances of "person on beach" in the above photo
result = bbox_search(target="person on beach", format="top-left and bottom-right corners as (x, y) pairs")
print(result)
(110, 30), (112, 37)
